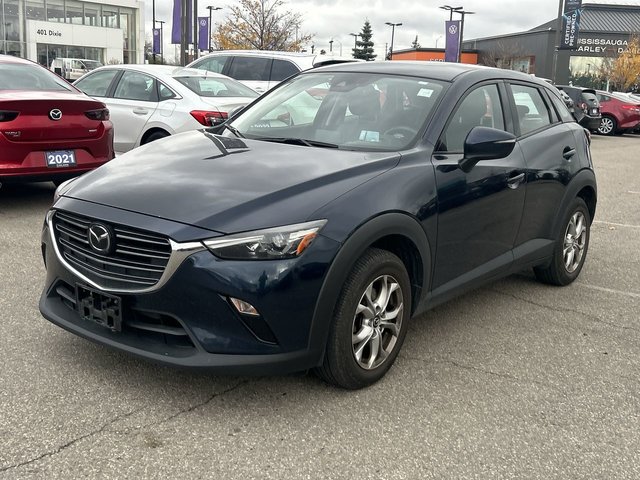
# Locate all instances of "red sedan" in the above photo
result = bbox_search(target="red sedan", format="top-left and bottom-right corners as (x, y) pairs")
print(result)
(595, 90), (640, 135)
(0, 55), (114, 185)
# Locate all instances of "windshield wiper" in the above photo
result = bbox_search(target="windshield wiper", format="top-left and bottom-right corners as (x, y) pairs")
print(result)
(258, 137), (339, 149)
(218, 123), (245, 138)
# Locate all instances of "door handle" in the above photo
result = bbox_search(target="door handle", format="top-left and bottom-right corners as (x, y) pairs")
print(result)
(507, 172), (525, 189)
(133, 108), (149, 115)
(563, 146), (576, 160)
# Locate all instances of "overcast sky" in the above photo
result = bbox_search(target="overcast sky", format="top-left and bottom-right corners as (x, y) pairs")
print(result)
(145, 0), (640, 60)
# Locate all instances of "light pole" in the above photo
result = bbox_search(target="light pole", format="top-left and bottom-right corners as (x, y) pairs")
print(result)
(329, 39), (333, 52)
(435, 35), (443, 48)
(156, 20), (165, 62)
(349, 32), (359, 51)
(385, 22), (402, 60)
(456, 10), (474, 62)
(331, 37), (342, 56)
(206, 6), (221, 52)
(439, 5), (462, 21)
(152, 0), (156, 62)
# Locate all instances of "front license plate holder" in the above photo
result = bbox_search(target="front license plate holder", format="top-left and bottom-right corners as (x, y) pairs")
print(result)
(76, 285), (122, 332)
(46, 150), (77, 168)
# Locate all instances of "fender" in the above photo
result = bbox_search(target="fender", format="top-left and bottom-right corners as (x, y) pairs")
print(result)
(306, 212), (432, 365)
(549, 168), (597, 240)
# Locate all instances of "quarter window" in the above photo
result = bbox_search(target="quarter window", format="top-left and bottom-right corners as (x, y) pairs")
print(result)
(511, 84), (552, 135)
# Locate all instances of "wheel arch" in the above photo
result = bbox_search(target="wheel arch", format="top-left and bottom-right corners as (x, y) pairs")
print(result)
(307, 212), (432, 364)
(140, 127), (171, 145)
(551, 169), (597, 239)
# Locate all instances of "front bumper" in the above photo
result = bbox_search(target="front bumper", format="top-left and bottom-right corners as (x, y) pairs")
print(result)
(39, 204), (340, 374)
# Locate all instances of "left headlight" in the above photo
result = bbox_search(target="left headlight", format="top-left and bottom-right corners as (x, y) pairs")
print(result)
(203, 220), (327, 260)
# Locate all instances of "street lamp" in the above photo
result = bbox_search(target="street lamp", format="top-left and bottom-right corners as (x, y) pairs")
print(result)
(349, 32), (359, 50)
(435, 35), (443, 48)
(385, 22), (402, 60)
(206, 6), (222, 52)
(439, 5), (462, 20)
(331, 37), (342, 56)
(455, 10), (474, 62)
(156, 20), (165, 62)
(329, 39), (333, 52)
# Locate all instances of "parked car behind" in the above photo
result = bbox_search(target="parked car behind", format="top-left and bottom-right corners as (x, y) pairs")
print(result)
(0, 54), (113, 185)
(187, 50), (358, 94)
(40, 62), (596, 389)
(595, 90), (640, 135)
(556, 85), (602, 131)
(50, 58), (103, 82)
(73, 64), (258, 154)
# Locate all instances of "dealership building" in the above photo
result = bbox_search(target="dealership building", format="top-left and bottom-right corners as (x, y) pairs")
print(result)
(461, 2), (640, 86)
(0, 0), (145, 67)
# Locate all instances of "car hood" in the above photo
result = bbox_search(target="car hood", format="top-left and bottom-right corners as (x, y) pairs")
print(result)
(63, 130), (400, 234)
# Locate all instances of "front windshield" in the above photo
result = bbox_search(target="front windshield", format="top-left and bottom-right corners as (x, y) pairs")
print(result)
(228, 72), (445, 151)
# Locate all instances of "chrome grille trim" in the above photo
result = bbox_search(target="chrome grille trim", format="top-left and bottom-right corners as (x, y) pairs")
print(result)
(47, 210), (206, 294)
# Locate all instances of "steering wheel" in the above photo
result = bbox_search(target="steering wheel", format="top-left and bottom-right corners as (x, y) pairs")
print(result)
(383, 126), (418, 138)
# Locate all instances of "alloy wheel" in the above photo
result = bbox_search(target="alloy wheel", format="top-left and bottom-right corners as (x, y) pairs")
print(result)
(598, 117), (614, 135)
(563, 211), (587, 273)
(351, 274), (404, 370)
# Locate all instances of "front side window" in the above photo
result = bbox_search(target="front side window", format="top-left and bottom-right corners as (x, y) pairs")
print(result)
(75, 69), (119, 97)
(113, 71), (157, 102)
(511, 84), (552, 136)
(438, 84), (504, 153)
(229, 72), (445, 151)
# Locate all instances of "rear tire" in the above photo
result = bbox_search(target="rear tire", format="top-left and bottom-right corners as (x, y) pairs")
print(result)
(143, 130), (170, 144)
(597, 116), (617, 136)
(315, 248), (411, 389)
(534, 197), (590, 286)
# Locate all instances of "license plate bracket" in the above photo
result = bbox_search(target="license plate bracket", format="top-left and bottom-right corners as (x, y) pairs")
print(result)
(76, 285), (122, 332)
(46, 150), (77, 168)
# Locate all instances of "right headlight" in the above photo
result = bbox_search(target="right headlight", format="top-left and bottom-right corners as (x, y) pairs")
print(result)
(203, 220), (327, 260)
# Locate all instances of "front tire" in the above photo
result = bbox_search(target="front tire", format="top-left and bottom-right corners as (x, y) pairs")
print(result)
(534, 197), (590, 286)
(316, 248), (411, 389)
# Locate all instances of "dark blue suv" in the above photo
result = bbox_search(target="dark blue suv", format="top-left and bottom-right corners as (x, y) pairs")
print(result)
(40, 62), (596, 389)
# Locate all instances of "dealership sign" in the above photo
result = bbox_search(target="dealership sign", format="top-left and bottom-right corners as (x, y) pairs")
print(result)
(560, 0), (582, 50)
(575, 36), (631, 56)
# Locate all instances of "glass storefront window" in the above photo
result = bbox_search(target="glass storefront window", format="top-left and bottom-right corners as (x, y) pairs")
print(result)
(84, 4), (100, 27)
(47, 0), (65, 23)
(66, 0), (84, 25)
(26, 0), (46, 21)
(102, 6), (118, 28)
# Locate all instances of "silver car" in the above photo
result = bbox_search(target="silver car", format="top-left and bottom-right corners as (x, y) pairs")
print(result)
(74, 64), (258, 154)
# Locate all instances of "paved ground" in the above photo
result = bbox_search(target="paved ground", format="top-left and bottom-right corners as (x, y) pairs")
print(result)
(1, 135), (639, 479)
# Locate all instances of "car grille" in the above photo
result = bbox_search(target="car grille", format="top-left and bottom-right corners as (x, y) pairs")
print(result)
(53, 210), (172, 289)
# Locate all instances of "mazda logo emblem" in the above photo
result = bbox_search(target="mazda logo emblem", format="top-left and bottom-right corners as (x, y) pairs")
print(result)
(88, 224), (112, 254)
(49, 109), (63, 121)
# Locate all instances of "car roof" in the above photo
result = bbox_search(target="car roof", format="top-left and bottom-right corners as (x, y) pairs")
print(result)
(189, 50), (357, 68)
(0, 54), (34, 65)
(89, 63), (229, 80)
(304, 60), (550, 85)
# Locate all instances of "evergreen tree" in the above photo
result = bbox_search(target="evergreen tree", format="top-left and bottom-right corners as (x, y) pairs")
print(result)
(353, 20), (377, 61)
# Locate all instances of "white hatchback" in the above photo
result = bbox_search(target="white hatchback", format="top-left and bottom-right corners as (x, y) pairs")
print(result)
(74, 64), (259, 154)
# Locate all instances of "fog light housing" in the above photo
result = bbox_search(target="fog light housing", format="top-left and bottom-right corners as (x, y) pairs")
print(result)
(229, 297), (260, 316)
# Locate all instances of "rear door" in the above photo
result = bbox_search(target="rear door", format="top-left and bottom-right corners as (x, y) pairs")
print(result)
(224, 56), (272, 94)
(107, 71), (160, 153)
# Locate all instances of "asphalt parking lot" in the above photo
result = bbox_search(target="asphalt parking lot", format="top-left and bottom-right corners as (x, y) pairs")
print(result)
(1, 135), (639, 479)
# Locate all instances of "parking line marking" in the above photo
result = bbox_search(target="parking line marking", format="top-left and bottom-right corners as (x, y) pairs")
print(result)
(594, 220), (640, 229)
(627, 191), (640, 195)
(577, 283), (640, 299)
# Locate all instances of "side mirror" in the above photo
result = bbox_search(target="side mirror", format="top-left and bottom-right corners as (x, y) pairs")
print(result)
(458, 126), (516, 173)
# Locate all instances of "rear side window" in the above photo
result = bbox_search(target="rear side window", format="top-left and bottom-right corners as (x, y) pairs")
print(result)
(113, 71), (158, 102)
(0, 63), (72, 91)
(227, 57), (272, 82)
(547, 89), (575, 123)
(511, 84), (551, 135)
(75, 69), (119, 97)
(192, 55), (229, 74)
(271, 59), (299, 81)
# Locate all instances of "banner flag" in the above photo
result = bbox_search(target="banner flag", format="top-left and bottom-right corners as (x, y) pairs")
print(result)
(171, 0), (192, 44)
(444, 20), (461, 62)
(198, 17), (209, 51)
(560, 0), (583, 50)
(152, 28), (161, 54)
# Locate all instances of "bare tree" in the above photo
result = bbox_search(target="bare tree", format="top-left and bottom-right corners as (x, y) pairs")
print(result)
(212, 0), (312, 51)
